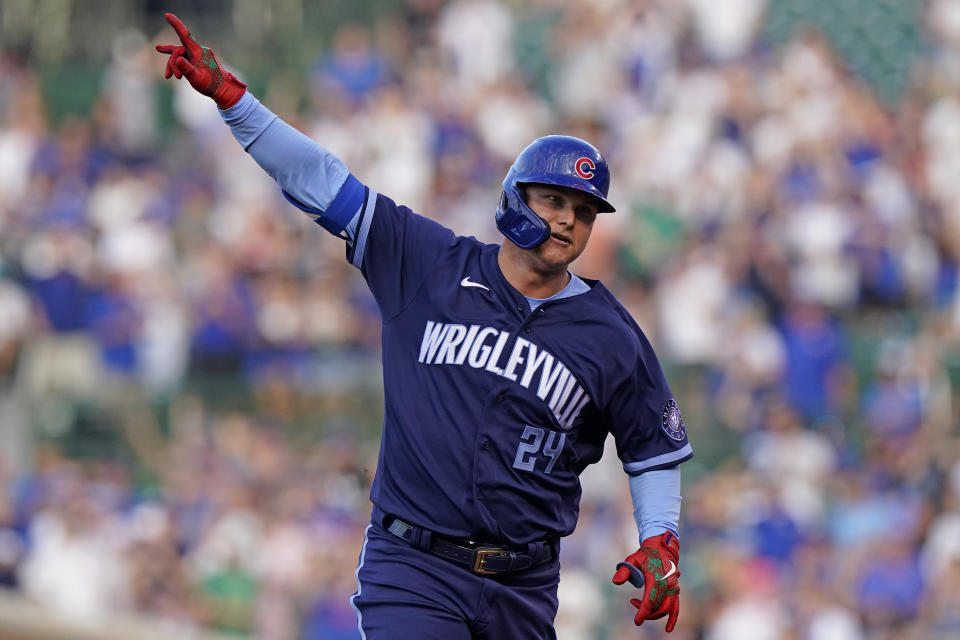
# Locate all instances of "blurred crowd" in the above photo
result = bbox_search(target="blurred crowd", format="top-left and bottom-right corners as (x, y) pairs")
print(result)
(1, 0), (959, 638)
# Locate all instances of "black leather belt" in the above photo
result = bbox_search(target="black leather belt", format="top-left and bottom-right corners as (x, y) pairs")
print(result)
(383, 515), (556, 575)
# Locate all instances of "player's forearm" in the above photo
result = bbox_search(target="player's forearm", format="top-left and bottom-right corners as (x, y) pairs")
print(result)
(219, 91), (350, 213)
(628, 466), (681, 543)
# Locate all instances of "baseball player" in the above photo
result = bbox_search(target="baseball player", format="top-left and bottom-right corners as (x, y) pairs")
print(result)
(158, 12), (692, 638)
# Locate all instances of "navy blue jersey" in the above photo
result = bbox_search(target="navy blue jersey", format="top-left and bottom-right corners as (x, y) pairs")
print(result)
(345, 182), (693, 546)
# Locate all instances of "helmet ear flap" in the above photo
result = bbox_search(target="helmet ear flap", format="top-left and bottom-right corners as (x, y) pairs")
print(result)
(496, 186), (550, 249)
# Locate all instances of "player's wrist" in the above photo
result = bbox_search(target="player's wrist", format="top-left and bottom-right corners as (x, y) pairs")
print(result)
(213, 73), (246, 110)
(641, 531), (679, 561)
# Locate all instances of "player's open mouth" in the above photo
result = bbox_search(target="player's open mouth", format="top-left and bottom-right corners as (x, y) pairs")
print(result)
(550, 233), (571, 247)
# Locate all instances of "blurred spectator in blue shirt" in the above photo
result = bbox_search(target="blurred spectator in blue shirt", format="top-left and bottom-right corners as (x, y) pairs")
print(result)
(311, 22), (393, 108)
(778, 300), (851, 421)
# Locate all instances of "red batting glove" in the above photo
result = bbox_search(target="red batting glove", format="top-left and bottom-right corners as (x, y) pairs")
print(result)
(612, 531), (681, 632)
(156, 12), (246, 109)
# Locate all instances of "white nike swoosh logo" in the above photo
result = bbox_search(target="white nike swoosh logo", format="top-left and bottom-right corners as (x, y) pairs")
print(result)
(460, 277), (490, 291)
(661, 560), (677, 581)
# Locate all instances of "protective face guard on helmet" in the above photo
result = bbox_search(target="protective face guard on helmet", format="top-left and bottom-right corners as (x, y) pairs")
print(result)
(496, 135), (615, 249)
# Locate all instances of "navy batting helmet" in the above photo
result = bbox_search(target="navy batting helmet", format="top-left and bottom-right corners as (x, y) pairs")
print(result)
(496, 135), (615, 249)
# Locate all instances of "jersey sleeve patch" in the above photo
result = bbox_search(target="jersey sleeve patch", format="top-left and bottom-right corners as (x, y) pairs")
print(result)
(661, 399), (686, 442)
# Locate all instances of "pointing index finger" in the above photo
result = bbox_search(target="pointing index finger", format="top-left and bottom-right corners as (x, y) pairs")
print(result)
(164, 13), (202, 61)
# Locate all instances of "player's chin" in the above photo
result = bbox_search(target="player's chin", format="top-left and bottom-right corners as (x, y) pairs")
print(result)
(536, 245), (581, 269)
(546, 237), (582, 258)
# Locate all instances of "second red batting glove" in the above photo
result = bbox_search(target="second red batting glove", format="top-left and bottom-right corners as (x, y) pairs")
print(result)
(612, 531), (681, 632)
(156, 12), (246, 109)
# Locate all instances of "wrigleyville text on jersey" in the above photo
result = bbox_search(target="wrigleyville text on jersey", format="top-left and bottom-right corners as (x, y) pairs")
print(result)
(418, 320), (591, 430)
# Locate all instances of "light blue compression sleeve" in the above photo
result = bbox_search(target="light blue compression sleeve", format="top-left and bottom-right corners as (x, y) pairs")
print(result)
(629, 466), (681, 543)
(219, 92), (364, 239)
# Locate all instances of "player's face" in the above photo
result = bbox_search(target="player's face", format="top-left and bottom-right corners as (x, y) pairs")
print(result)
(524, 184), (598, 269)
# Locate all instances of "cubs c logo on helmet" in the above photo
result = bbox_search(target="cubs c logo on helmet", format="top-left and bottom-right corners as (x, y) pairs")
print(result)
(575, 157), (596, 179)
